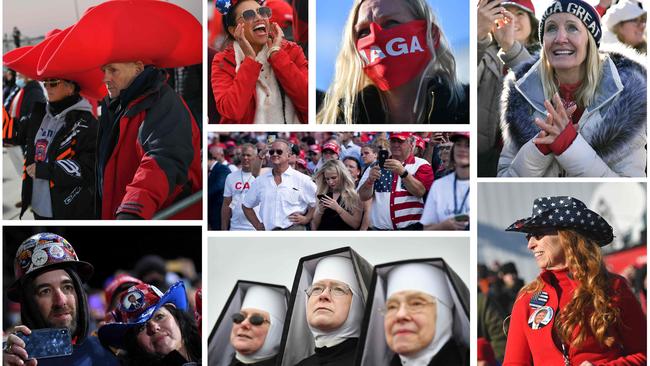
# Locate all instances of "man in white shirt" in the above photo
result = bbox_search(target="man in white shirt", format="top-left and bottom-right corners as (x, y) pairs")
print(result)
(243, 139), (316, 230)
(221, 143), (261, 230)
(339, 132), (361, 162)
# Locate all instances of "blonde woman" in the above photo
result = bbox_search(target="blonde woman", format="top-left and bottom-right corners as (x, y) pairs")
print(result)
(317, 0), (468, 124)
(601, 0), (646, 54)
(498, 0), (646, 177)
(312, 159), (362, 230)
(503, 196), (645, 365)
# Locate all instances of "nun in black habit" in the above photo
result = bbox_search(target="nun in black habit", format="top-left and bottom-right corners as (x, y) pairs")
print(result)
(277, 247), (373, 366)
(356, 259), (469, 366)
(209, 280), (290, 366)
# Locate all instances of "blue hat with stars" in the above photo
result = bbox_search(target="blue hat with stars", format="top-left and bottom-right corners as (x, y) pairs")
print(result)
(506, 196), (613, 246)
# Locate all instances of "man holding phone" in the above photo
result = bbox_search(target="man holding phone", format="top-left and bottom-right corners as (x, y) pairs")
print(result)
(3, 233), (119, 366)
(358, 132), (434, 230)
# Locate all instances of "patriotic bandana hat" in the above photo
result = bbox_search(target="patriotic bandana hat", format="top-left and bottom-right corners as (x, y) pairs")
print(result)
(98, 281), (188, 348)
(506, 196), (613, 246)
(539, 0), (602, 47)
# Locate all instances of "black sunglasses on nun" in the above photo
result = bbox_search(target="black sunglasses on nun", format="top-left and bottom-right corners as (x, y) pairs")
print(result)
(237, 6), (272, 23)
(231, 312), (270, 326)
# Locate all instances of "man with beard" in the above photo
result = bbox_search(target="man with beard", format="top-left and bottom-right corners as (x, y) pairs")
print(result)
(3, 233), (118, 366)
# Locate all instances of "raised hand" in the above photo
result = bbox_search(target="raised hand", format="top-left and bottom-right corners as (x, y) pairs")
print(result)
(493, 9), (515, 51)
(477, 0), (505, 40)
(234, 23), (256, 59)
(533, 93), (577, 146)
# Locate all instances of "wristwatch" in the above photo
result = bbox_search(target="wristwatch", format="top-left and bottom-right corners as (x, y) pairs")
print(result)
(400, 170), (409, 179)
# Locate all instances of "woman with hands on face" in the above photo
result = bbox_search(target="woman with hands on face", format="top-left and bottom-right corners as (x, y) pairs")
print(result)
(498, 0), (646, 177)
(212, 0), (308, 123)
(477, 0), (539, 177)
(312, 159), (362, 231)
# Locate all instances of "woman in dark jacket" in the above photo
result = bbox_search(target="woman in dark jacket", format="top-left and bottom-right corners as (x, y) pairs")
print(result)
(99, 282), (201, 366)
(317, 0), (468, 124)
(18, 78), (97, 219)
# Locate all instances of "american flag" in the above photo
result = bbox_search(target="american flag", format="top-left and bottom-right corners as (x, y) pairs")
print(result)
(529, 291), (549, 309)
(373, 168), (393, 192)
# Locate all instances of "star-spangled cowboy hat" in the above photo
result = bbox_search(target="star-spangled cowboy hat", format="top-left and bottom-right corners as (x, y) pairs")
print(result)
(3, 29), (107, 100)
(37, 0), (201, 77)
(506, 196), (613, 246)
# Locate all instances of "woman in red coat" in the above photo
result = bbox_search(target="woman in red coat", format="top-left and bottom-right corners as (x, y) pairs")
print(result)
(503, 196), (646, 366)
(212, 0), (308, 124)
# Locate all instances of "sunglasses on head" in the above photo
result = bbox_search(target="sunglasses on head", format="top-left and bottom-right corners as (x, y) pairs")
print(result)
(237, 6), (272, 23)
(269, 149), (284, 156)
(42, 79), (62, 88)
(231, 312), (269, 326)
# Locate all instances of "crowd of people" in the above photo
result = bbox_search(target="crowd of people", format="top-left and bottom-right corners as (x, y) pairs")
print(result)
(210, 247), (469, 366)
(2, 0), (203, 220)
(478, 0), (646, 177)
(208, 131), (470, 231)
(2, 231), (202, 366)
(477, 196), (647, 366)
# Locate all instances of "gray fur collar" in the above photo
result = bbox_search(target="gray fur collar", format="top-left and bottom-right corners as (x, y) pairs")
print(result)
(501, 47), (646, 161)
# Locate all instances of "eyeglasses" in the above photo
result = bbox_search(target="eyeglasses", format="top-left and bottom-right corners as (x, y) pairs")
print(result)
(268, 149), (284, 156)
(231, 312), (270, 326)
(379, 298), (436, 317)
(305, 283), (352, 297)
(236, 6), (272, 23)
(42, 79), (62, 88)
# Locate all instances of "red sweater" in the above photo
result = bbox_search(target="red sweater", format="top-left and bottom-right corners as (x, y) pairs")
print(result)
(504, 270), (646, 366)
(211, 40), (308, 123)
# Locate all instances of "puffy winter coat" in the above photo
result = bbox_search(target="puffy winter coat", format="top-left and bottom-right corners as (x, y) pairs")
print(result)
(498, 49), (646, 177)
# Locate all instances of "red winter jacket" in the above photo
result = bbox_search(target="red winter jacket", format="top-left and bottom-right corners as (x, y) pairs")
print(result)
(211, 40), (308, 123)
(99, 71), (202, 219)
(504, 269), (646, 366)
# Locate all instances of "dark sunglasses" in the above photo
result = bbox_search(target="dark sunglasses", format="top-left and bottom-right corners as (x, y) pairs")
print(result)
(231, 312), (269, 326)
(237, 6), (272, 23)
(525, 228), (558, 241)
(42, 79), (62, 88)
(269, 149), (284, 156)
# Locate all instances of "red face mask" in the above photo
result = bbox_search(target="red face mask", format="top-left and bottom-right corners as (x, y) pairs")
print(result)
(356, 20), (437, 91)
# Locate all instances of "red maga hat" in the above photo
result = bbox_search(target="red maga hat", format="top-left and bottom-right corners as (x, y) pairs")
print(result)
(266, 0), (294, 28)
(4, 28), (107, 100)
(414, 135), (426, 149)
(389, 132), (413, 141)
(37, 0), (201, 76)
(321, 142), (340, 154)
(502, 0), (535, 14)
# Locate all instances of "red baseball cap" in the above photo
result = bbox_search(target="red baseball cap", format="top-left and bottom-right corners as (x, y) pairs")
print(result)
(414, 135), (426, 149)
(309, 144), (321, 153)
(321, 142), (340, 154)
(502, 0), (535, 14)
(389, 132), (413, 141)
(37, 0), (201, 76)
(450, 132), (470, 143)
(267, 0), (294, 28)
(104, 274), (144, 307)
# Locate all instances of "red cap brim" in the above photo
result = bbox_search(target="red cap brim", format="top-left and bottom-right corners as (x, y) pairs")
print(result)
(37, 0), (201, 76)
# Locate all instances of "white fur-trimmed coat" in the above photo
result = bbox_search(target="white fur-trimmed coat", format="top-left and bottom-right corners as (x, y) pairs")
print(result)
(497, 45), (646, 177)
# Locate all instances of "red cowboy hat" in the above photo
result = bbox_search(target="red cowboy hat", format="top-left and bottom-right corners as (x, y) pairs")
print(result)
(4, 28), (107, 100)
(37, 0), (201, 76)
